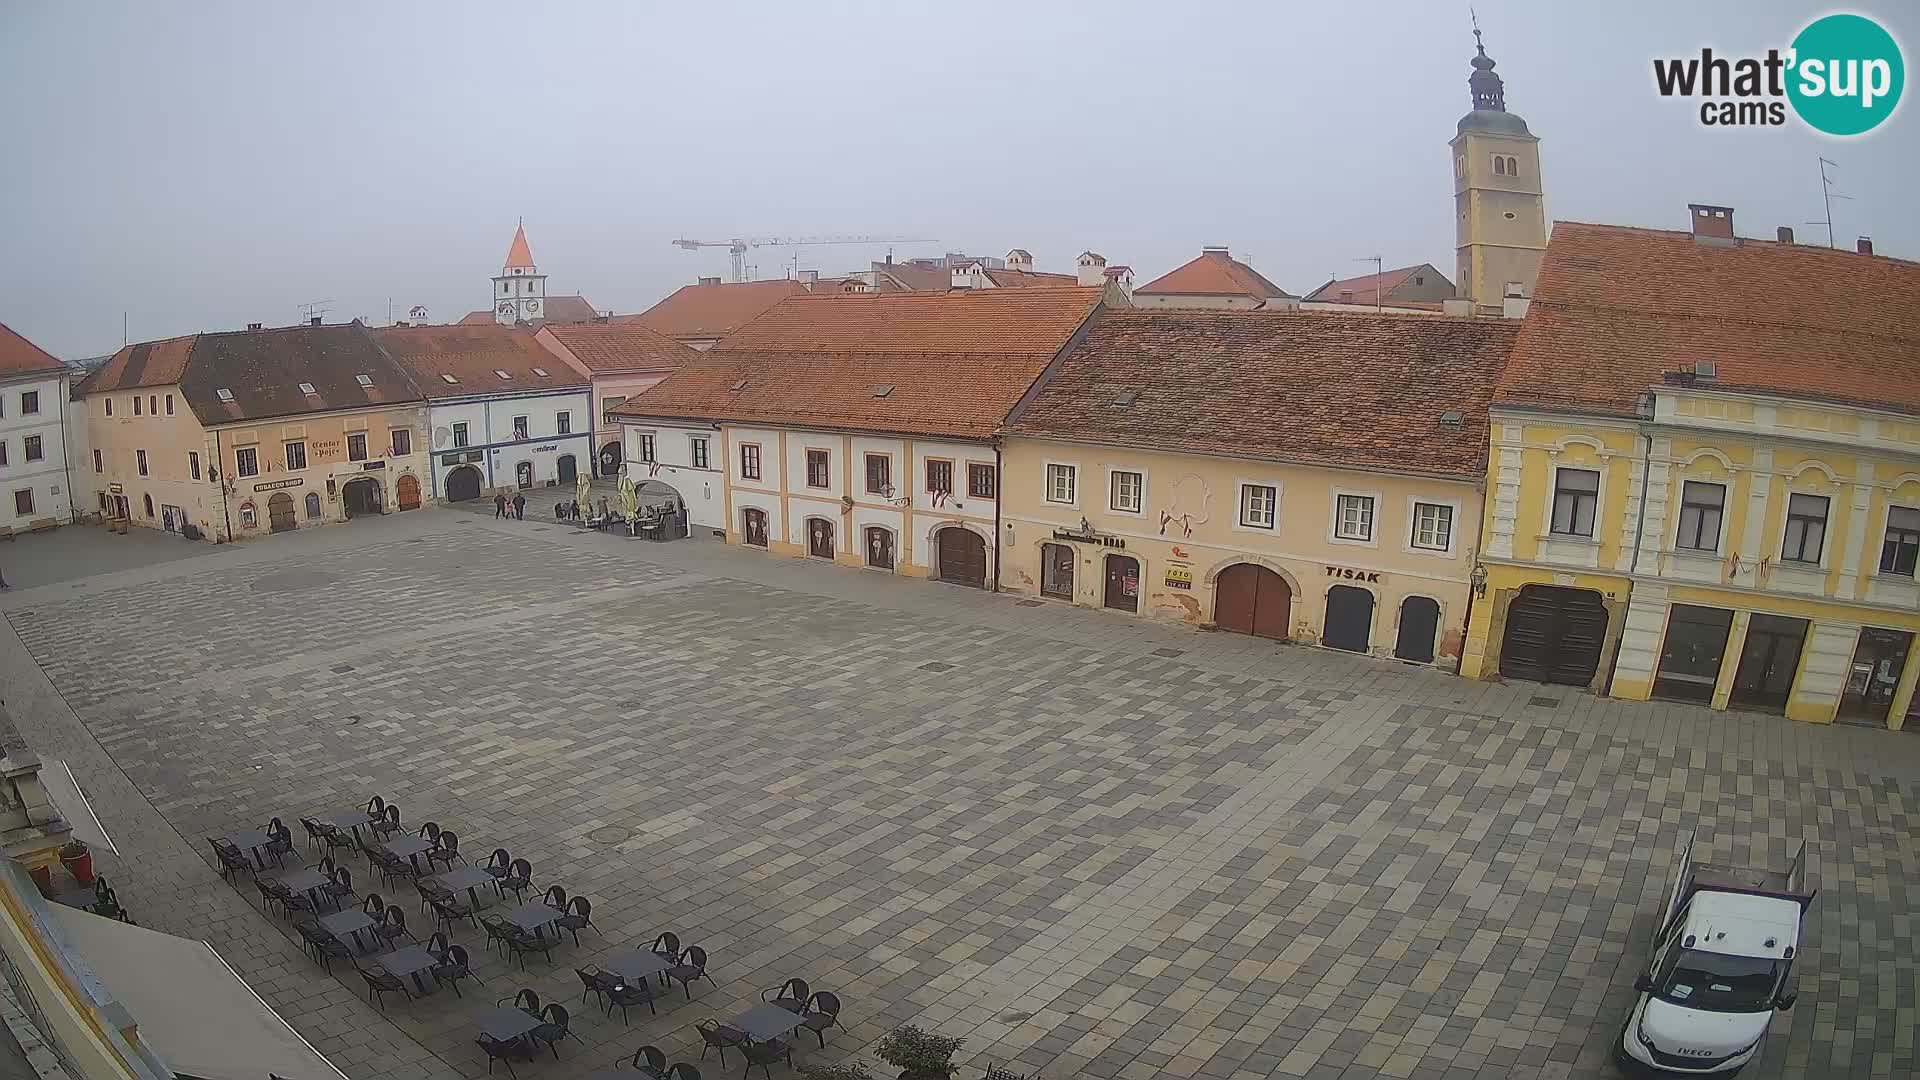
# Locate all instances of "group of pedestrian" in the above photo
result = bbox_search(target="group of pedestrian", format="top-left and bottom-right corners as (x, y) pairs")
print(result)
(493, 492), (526, 520)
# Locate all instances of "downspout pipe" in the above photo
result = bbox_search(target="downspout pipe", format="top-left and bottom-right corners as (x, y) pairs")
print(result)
(1606, 400), (1656, 696)
(991, 441), (1004, 593)
(215, 427), (232, 542)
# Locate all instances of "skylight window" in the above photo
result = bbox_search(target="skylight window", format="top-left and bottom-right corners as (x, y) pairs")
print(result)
(356, 373), (374, 387)
(298, 382), (317, 395)
(1440, 410), (1464, 425)
(532, 367), (549, 377)
(440, 374), (459, 385)
(216, 388), (235, 402)
(1109, 390), (1138, 407)
(494, 369), (512, 379)
(872, 384), (894, 398)
(729, 379), (748, 392)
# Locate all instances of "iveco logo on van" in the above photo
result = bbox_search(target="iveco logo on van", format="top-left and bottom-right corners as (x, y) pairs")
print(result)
(1676, 1048), (1715, 1057)
(1652, 13), (1904, 136)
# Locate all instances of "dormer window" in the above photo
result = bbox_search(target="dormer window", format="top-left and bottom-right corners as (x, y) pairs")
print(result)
(298, 382), (317, 395)
(356, 373), (374, 387)
(216, 388), (235, 402)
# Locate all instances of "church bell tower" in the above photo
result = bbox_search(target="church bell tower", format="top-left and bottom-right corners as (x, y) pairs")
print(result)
(492, 220), (547, 325)
(1450, 26), (1546, 316)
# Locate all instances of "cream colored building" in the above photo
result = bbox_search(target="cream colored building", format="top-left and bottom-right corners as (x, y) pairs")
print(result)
(1451, 29), (1546, 316)
(1000, 309), (1517, 668)
(77, 322), (430, 540)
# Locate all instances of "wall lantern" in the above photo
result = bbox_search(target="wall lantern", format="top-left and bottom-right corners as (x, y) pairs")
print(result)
(1470, 563), (1489, 598)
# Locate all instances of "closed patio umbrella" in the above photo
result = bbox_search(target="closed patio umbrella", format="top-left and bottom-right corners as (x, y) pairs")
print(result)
(576, 472), (594, 520)
(618, 466), (640, 522)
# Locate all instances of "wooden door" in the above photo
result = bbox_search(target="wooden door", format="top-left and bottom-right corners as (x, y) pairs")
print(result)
(557, 454), (578, 485)
(936, 528), (987, 588)
(1499, 585), (1609, 686)
(445, 466), (482, 503)
(1324, 585), (1375, 653)
(807, 518), (834, 559)
(742, 508), (769, 548)
(1394, 596), (1441, 663)
(267, 492), (296, 533)
(865, 527), (895, 570)
(1729, 614), (1809, 712)
(396, 473), (421, 511)
(1040, 543), (1074, 599)
(1214, 564), (1291, 641)
(1103, 554), (1139, 612)
(515, 461), (534, 489)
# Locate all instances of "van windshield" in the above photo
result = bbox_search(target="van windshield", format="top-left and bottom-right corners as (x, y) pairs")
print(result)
(1658, 950), (1783, 1013)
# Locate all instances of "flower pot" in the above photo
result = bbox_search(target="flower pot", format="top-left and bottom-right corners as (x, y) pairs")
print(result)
(28, 864), (54, 896)
(61, 850), (95, 886)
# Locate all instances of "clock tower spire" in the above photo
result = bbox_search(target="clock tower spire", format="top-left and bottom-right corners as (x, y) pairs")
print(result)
(1449, 19), (1546, 316)
(492, 219), (546, 325)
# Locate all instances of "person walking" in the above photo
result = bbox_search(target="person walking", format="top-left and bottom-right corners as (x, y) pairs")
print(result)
(512, 493), (526, 520)
(493, 492), (508, 519)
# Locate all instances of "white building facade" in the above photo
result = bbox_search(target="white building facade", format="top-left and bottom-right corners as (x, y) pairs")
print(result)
(0, 368), (73, 532)
(425, 387), (594, 501)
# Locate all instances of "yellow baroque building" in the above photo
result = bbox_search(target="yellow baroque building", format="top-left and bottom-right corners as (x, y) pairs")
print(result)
(1461, 212), (1920, 729)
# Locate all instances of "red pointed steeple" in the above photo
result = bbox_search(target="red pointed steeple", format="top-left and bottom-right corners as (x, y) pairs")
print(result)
(504, 219), (535, 270)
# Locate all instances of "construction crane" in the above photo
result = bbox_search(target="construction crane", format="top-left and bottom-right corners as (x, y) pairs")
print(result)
(672, 235), (934, 283)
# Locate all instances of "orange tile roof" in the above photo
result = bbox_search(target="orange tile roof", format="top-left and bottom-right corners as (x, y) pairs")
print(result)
(625, 279), (808, 341)
(80, 334), (199, 395)
(1008, 309), (1517, 479)
(615, 286), (1106, 440)
(1498, 222), (1920, 418)
(0, 322), (67, 378)
(1303, 265), (1441, 305)
(984, 268), (1079, 288)
(1136, 248), (1293, 300)
(540, 321), (703, 375)
(504, 222), (535, 269)
(374, 323), (587, 396)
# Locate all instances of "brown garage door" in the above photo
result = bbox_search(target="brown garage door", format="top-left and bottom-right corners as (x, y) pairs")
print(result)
(1214, 563), (1291, 640)
(937, 527), (987, 588)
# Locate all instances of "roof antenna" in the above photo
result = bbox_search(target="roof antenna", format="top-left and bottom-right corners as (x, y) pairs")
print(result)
(1353, 254), (1384, 312)
(1808, 157), (1850, 249)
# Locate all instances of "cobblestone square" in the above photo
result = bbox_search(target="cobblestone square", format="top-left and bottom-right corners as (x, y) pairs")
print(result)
(2, 512), (1914, 1079)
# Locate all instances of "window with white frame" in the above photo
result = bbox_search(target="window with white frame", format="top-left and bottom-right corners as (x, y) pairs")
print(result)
(235, 446), (259, 478)
(739, 443), (761, 480)
(347, 432), (368, 461)
(690, 436), (710, 469)
(452, 422), (470, 448)
(1882, 506), (1920, 577)
(636, 433), (656, 463)
(1411, 502), (1453, 551)
(1109, 470), (1143, 513)
(391, 428), (411, 456)
(556, 411), (571, 435)
(1550, 468), (1600, 537)
(1675, 481), (1725, 553)
(284, 440), (307, 471)
(1781, 493), (1829, 564)
(1334, 493), (1375, 541)
(1240, 484), (1276, 529)
(512, 415), (529, 439)
(1045, 463), (1076, 504)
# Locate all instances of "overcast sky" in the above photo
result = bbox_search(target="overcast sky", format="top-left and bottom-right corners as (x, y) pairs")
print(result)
(3, 1), (1915, 358)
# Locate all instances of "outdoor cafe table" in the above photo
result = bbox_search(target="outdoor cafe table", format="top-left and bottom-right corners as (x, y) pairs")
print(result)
(503, 900), (562, 942)
(319, 910), (377, 953)
(271, 868), (331, 907)
(604, 947), (671, 984)
(376, 945), (440, 994)
(477, 1005), (544, 1046)
(430, 866), (496, 909)
(324, 808), (375, 842)
(381, 835), (434, 871)
(734, 1003), (807, 1042)
(222, 828), (278, 869)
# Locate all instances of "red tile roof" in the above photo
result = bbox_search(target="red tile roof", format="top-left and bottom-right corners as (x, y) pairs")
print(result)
(539, 321), (703, 375)
(1304, 265), (1429, 304)
(1135, 249), (1293, 300)
(1498, 222), (1920, 418)
(0, 322), (68, 378)
(76, 334), (199, 396)
(984, 268), (1079, 288)
(458, 294), (601, 327)
(374, 323), (587, 396)
(614, 286), (1106, 440)
(1007, 309), (1518, 479)
(504, 222), (535, 269)
(622, 279), (808, 341)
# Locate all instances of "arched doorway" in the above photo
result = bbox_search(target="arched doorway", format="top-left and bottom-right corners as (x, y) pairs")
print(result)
(742, 507), (769, 548)
(342, 477), (380, 518)
(396, 473), (421, 511)
(445, 465), (483, 503)
(142, 493), (155, 518)
(557, 454), (578, 485)
(865, 527), (895, 570)
(515, 461), (534, 489)
(1214, 563), (1292, 641)
(1324, 585), (1374, 653)
(599, 441), (622, 477)
(1104, 554), (1140, 612)
(935, 526), (987, 588)
(1040, 542), (1074, 600)
(268, 492), (297, 533)
(1499, 585), (1608, 686)
(806, 517), (835, 559)
(305, 491), (324, 520)
(1394, 596), (1442, 663)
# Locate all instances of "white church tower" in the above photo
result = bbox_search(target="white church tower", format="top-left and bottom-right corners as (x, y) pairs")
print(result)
(492, 220), (546, 325)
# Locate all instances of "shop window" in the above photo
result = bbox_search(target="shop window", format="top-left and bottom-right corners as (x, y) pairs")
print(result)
(1652, 605), (1733, 704)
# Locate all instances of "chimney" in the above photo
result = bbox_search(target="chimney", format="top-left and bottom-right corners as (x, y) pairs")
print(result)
(1442, 298), (1473, 317)
(1858, 236), (1874, 256)
(309, 315), (322, 326)
(1076, 251), (1107, 287)
(796, 269), (819, 287)
(1777, 226), (1795, 245)
(698, 276), (721, 286)
(1688, 203), (1736, 244)
(247, 322), (263, 331)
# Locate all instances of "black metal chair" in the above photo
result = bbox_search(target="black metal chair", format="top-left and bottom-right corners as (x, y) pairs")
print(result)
(378, 904), (418, 946)
(372, 803), (403, 839)
(624, 1045), (669, 1079)
(557, 896), (596, 946)
(485, 848), (512, 881)
(798, 990), (842, 1048)
(322, 865), (355, 910)
(498, 859), (532, 902)
(542, 884), (568, 911)
(358, 963), (412, 1011)
(666, 1065), (701, 1080)
(317, 820), (356, 855)
(431, 893), (480, 932)
(577, 966), (618, 1011)
(651, 931), (681, 968)
(209, 838), (255, 882)
(502, 923), (553, 968)
(475, 1035), (523, 1078)
(530, 1003), (580, 1059)
(361, 892), (386, 918)
(665, 945), (715, 999)
(695, 1020), (747, 1066)
(428, 830), (463, 869)
(762, 977), (810, 1013)
(739, 1037), (792, 1080)
(502, 988), (543, 1014)
(605, 973), (658, 1022)
(418, 820), (443, 843)
(263, 822), (296, 868)
(366, 795), (387, 822)
(432, 945), (482, 998)
(299, 816), (329, 852)
(426, 931), (452, 959)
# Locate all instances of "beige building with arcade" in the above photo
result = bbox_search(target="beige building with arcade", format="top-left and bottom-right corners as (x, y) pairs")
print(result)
(1000, 309), (1517, 668)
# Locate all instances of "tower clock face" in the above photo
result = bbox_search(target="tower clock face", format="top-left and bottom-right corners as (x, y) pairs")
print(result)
(496, 301), (515, 316)
(526, 299), (541, 314)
